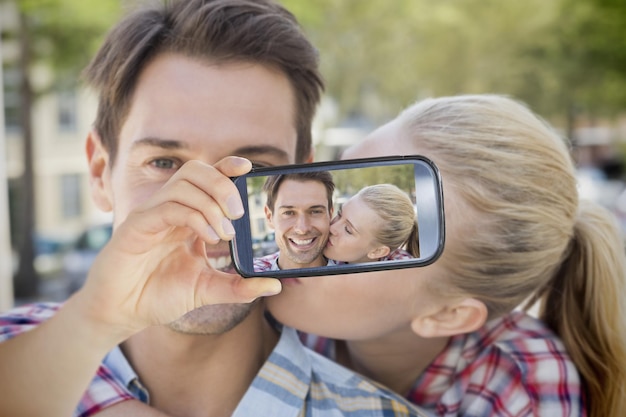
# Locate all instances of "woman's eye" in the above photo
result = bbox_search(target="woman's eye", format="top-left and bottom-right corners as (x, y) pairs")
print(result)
(345, 226), (353, 235)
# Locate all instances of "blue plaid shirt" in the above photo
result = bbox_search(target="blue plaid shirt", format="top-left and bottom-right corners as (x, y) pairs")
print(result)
(0, 303), (430, 416)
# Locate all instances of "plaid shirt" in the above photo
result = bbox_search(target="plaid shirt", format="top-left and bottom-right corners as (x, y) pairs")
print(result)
(253, 251), (338, 272)
(0, 302), (430, 417)
(299, 311), (586, 416)
(254, 248), (413, 272)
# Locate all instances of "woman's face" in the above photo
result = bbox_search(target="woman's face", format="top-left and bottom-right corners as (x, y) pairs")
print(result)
(266, 119), (450, 340)
(323, 195), (386, 264)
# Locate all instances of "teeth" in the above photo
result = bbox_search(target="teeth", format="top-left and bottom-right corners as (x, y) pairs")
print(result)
(291, 238), (314, 246)
(207, 256), (232, 271)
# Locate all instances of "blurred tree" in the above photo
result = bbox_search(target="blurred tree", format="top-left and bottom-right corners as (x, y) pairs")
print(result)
(520, 0), (626, 141)
(283, 0), (626, 135)
(283, 0), (560, 123)
(1, 0), (121, 297)
(332, 165), (414, 196)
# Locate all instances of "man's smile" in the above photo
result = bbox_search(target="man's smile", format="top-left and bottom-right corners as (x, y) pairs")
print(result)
(288, 236), (318, 249)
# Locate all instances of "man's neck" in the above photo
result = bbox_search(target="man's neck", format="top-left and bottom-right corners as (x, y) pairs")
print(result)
(277, 256), (326, 270)
(121, 305), (279, 417)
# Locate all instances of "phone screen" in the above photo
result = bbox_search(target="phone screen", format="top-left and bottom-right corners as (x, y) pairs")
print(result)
(230, 155), (445, 278)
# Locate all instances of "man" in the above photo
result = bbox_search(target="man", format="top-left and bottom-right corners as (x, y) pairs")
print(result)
(254, 172), (335, 272)
(0, 1), (425, 416)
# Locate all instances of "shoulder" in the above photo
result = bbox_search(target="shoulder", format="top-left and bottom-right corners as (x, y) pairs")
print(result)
(413, 311), (585, 416)
(253, 251), (279, 271)
(0, 302), (62, 342)
(385, 248), (414, 261)
(75, 360), (135, 417)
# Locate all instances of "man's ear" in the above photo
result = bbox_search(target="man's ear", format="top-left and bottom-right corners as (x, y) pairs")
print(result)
(86, 130), (113, 212)
(304, 152), (314, 163)
(410, 298), (488, 338)
(367, 245), (390, 260)
(264, 205), (274, 228)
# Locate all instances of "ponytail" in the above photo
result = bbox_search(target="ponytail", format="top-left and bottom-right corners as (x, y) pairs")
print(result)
(404, 222), (420, 258)
(531, 200), (626, 416)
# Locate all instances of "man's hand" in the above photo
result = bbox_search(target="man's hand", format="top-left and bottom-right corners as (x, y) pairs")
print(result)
(72, 156), (282, 341)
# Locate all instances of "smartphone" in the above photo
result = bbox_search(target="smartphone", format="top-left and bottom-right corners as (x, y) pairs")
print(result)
(229, 155), (445, 278)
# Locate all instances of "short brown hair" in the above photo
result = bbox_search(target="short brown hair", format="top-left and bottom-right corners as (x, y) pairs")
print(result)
(83, 0), (324, 164)
(263, 171), (335, 213)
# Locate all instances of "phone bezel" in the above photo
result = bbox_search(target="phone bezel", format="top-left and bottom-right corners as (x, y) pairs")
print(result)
(229, 155), (445, 278)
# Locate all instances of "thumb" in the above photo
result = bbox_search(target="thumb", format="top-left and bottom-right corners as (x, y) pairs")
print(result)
(195, 271), (282, 306)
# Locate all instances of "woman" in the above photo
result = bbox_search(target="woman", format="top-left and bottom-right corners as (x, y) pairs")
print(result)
(325, 184), (419, 264)
(267, 94), (626, 416)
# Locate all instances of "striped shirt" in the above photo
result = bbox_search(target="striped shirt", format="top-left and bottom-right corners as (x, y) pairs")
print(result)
(299, 311), (586, 416)
(0, 302), (430, 417)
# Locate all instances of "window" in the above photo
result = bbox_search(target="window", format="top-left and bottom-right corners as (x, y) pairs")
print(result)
(60, 174), (82, 219)
(2, 67), (21, 132)
(57, 90), (77, 132)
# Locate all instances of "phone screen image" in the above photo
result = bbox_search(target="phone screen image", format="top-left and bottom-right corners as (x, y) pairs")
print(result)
(230, 156), (445, 278)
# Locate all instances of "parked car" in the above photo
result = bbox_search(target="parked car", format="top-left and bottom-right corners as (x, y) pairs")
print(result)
(62, 223), (113, 294)
(252, 232), (277, 257)
(33, 234), (73, 276)
(11, 234), (72, 277)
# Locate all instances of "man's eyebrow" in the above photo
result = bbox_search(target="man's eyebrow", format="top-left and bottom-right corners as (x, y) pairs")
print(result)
(130, 140), (290, 161)
(131, 137), (189, 150)
(234, 145), (291, 162)
(278, 204), (327, 210)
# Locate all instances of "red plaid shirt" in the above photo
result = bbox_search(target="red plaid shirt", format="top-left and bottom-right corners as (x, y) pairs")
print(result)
(299, 310), (586, 416)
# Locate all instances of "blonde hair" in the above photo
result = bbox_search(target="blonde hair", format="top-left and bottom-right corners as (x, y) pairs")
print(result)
(397, 94), (626, 417)
(356, 184), (419, 257)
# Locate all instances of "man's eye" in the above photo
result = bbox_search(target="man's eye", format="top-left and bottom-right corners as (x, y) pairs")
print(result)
(150, 158), (179, 170)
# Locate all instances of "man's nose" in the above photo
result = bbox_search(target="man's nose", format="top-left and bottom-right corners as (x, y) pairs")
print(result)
(293, 214), (311, 233)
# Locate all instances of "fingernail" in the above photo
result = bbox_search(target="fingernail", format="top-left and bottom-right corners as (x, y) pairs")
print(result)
(222, 218), (235, 237)
(231, 156), (250, 166)
(207, 225), (219, 241)
(227, 195), (244, 218)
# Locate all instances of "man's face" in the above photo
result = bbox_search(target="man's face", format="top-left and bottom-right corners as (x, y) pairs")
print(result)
(265, 179), (331, 269)
(96, 53), (298, 333)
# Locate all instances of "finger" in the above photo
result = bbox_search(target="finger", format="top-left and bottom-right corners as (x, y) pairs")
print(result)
(213, 156), (253, 178)
(147, 180), (236, 241)
(168, 160), (248, 219)
(113, 201), (223, 254)
(195, 271), (282, 305)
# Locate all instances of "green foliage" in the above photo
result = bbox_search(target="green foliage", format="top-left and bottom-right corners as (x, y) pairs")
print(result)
(332, 165), (414, 196)
(280, 0), (626, 125)
(4, 0), (122, 88)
